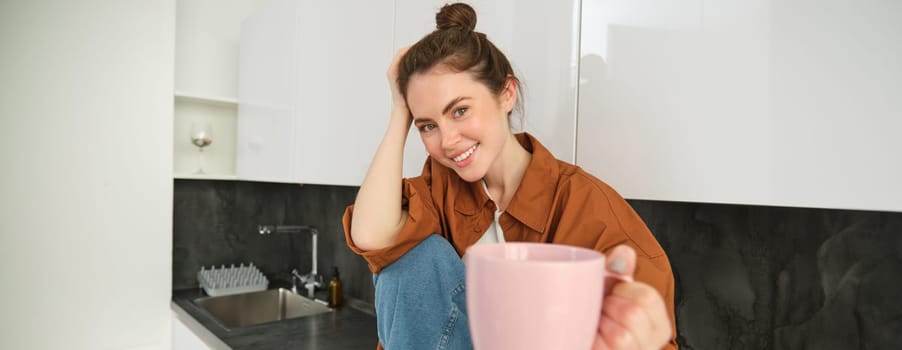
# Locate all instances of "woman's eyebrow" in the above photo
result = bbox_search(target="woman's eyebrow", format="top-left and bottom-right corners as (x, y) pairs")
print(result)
(413, 116), (434, 124)
(413, 96), (473, 123)
(442, 96), (471, 115)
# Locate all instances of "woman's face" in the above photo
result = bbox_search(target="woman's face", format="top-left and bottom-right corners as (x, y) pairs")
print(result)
(406, 66), (515, 182)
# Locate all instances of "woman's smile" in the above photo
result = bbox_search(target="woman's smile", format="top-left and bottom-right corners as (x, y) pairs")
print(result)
(451, 143), (479, 167)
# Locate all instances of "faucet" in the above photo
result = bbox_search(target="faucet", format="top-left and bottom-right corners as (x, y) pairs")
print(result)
(258, 225), (322, 298)
(292, 268), (322, 298)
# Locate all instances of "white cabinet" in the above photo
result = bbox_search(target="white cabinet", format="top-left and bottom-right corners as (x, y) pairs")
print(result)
(575, 0), (902, 212)
(171, 305), (233, 350)
(173, 1), (264, 178)
(237, 0), (393, 185)
(172, 310), (212, 350)
(235, 0), (297, 183)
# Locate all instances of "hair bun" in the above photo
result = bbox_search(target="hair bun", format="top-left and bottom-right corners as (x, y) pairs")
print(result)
(435, 3), (477, 31)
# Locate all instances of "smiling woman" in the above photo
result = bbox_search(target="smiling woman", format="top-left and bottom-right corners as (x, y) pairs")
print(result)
(343, 3), (677, 350)
(407, 67), (521, 184)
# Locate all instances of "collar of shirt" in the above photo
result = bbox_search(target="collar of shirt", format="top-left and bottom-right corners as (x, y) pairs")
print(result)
(454, 132), (559, 234)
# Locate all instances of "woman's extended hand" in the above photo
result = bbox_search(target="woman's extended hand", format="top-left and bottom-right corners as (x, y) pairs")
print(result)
(593, 245), (672, 350)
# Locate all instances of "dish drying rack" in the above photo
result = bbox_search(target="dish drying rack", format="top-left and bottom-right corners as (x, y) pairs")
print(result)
(197, 262), (269, 297)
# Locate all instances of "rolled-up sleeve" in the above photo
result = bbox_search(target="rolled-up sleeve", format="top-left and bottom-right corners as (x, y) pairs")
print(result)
(343, 175), (444, 273)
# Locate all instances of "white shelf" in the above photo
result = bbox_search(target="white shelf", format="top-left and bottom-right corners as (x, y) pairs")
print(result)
(174, 173), (239, 181)
(173, 93), (238, 177)
(174, 91), (238, 107)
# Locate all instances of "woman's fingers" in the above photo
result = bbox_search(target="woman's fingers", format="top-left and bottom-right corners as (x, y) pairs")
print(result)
(601, 281), (672, 350)
(387, 46), (412, 119)
(606, 245), (638, 276)
(595, 244), (672, 350)
(387, 46), (411, 81)
(604, 245), (637, 295)
(597, 311), (641, 350)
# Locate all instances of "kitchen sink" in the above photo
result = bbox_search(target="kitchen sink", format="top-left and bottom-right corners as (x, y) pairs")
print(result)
(193, 288), (332, 329)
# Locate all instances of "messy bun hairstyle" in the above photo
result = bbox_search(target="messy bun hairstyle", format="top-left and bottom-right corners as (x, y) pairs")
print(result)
(398, 3), (522, 118)
(434, 2), (477, 31)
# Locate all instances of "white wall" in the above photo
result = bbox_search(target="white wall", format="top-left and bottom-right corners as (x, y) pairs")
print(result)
(0, 1), (174, 349)
(577, 0), (902, 212)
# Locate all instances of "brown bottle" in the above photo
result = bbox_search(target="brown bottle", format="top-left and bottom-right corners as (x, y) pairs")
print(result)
(328, 266), (343, 307)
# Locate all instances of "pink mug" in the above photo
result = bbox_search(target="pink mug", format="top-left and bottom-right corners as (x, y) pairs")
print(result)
(464, 242), (630, 350)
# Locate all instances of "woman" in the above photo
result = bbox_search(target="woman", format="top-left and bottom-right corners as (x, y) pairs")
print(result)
(343, 3), (677, 349)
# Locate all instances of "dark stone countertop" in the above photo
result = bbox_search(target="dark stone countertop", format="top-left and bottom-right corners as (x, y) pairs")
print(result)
(172, 284), (378, 350)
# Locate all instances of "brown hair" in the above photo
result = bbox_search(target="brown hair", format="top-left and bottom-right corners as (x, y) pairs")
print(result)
(398, 3), (523, 118)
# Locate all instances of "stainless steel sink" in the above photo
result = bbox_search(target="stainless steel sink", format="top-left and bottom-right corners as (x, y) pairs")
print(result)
(193, 288), (332, 329)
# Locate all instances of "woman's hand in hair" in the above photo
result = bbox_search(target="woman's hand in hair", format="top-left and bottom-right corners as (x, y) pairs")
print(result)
(388, 46), (412, 124)
(593, 245), (673, 350)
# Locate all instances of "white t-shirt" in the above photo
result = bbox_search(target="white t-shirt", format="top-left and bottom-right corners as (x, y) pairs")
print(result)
(474, 180), (506, 245)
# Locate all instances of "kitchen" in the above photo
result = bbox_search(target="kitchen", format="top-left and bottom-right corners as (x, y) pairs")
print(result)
(2, 0), (901, 349)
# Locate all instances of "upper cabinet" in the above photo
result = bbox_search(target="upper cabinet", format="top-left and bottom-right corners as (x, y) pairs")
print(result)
(576, 0), (902, 212)
(239, 0), (581, 184)
(175, 0), (263, 100)
(237, 0), (393, 185)
(173, 0), (263, 179)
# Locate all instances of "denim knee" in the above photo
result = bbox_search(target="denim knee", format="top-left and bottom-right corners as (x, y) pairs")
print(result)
(372, 234), (472, 350)
(374, 234), (464, 288)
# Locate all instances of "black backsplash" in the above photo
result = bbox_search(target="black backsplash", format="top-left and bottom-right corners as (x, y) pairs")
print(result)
(628, 200), (902, 349)
(172, 179), (374, 305)
(173, 180), (902, 349)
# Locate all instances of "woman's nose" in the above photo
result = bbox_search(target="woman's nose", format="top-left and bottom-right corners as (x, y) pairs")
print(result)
(441, 125), (460, 150)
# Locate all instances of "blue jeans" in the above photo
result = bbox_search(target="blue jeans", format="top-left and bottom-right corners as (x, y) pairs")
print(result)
(373, 235), (474, 350)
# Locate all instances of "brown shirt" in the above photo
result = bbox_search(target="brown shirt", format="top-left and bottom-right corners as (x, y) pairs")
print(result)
(343, 133), (677, 349)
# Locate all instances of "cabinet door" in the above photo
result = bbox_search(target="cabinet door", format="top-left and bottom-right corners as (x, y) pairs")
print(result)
(489, 0), (581, 163)
(292, 0), (394, 186)
(236, 0), (297, 183)
(172, 311), (212, 350)
(575, 0), (902, 211)
(394, 0), (581, 173)
(239, 0), (394, 186)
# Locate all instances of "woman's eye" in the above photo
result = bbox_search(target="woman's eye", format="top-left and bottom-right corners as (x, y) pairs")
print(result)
(453, 107), (468, 118)
(418, 124), (436, 132)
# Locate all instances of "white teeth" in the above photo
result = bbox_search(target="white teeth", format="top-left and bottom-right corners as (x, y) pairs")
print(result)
(453, 144), (477, 162)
